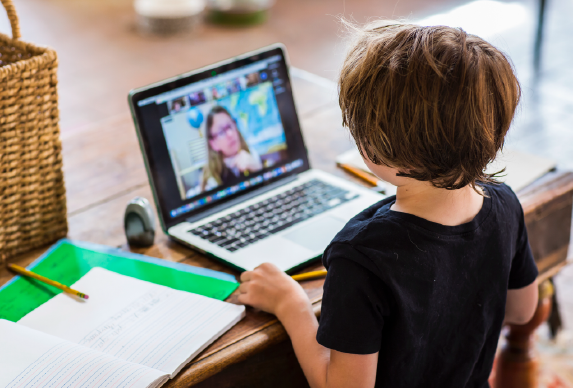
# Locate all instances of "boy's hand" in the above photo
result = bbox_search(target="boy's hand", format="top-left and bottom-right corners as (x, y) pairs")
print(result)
(237, 263), (310, 318)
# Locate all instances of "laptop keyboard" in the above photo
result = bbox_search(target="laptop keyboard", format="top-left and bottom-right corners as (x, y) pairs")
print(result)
(189, 179), (357, 252)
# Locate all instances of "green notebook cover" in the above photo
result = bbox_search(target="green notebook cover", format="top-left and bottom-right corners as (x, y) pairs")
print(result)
(0, 240), (239, 322)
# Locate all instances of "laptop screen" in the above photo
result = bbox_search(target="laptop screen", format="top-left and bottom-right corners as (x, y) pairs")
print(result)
(129, 45), (310, 229)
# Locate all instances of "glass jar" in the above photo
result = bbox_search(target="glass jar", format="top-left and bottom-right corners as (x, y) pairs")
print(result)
(206, 0), (274, 26)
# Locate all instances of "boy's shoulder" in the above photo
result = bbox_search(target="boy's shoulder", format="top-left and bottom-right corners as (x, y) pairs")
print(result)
(323, 183), (523, 267)
(481, 182), (525, 224)
(329, 196), (399, 244)
(484, 182), (521, 206)
(323, 196), (404, 268)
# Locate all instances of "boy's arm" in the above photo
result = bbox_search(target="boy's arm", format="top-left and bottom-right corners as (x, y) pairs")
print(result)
(504, 279), (538, 325)
(238, 263), (378, 388)
(504, 198), (539, 326)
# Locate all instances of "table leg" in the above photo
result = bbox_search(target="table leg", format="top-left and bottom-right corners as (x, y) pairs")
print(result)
(493, 280), (554, 388)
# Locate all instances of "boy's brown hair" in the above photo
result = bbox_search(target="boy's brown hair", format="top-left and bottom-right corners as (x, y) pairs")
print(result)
(339, 21), (521, 190)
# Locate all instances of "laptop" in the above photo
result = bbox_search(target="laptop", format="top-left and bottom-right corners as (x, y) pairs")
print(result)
(128, 44), (383, 272)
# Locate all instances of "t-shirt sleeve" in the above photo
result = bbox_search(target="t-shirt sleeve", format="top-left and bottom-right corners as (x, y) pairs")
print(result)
(508, 207), (538, 289)
(317, 243), (389, 354)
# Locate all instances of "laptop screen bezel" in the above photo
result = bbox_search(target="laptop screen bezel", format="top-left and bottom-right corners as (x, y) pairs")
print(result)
(128, 44), (311, 231)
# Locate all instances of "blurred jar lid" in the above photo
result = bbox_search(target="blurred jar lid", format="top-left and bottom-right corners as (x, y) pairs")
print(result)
(135, 0), (205, 18)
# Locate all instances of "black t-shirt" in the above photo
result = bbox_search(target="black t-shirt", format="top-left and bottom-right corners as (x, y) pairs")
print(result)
(317, 184), (538, 388)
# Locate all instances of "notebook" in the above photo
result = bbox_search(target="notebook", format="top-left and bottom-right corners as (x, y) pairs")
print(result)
(336, 147), (556, 193)
(0, 268), (245, 388)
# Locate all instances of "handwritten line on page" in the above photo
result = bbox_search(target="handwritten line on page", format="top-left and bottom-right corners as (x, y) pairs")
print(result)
(0, 319), (167, 388)
(18, 267), (246, 378)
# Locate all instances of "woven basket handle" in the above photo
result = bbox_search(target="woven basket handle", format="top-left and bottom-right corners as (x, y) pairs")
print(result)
(0, 0), (20, 40)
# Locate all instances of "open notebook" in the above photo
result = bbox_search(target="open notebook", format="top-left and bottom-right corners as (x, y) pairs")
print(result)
(0, 268), (245, 388)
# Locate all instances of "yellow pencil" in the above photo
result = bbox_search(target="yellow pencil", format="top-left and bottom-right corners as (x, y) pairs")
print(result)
(291, 270), (328, 282)
(338, 163), (379, 186)
(8, 264), (89, 300)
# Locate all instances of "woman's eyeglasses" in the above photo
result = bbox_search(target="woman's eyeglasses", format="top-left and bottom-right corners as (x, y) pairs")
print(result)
(209, 124), (235, 140)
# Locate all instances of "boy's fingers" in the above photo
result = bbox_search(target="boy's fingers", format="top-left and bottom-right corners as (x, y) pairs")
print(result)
(257, 262), (274, 270)
(236, 293), (249, 305)
(240, 271), (252, 282)
(255, 262), (278, 275)
(238, 283), (249, 294)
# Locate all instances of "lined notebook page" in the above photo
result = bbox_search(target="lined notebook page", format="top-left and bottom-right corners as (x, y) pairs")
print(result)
(18, 268), (245, 377)
(0, 319), (167, 388)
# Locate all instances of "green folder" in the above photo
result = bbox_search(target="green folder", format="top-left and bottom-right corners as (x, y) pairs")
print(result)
(0, 239), (239, 322)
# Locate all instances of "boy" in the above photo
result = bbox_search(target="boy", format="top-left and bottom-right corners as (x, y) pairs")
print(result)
(237, 22), (539, 388)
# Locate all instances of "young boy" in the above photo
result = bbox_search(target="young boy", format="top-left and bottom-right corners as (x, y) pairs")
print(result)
(237, 22), (539, 388)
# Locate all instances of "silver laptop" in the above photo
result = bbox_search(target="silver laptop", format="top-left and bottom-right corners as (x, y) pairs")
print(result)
(128, 44), (383, 272)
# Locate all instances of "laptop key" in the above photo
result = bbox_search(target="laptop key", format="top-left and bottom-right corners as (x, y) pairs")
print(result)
(267, 223), (289, 235)
(219, 238), (239, 247)
(208, 235), (225, 243)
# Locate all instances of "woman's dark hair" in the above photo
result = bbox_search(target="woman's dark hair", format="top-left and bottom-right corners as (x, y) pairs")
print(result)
(339, 21), (521, 191)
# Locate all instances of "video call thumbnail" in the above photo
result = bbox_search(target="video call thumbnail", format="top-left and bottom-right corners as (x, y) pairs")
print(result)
(161, 70), (288, 201)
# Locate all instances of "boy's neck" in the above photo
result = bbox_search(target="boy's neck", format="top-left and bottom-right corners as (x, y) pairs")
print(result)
(391, 181), (484, 226)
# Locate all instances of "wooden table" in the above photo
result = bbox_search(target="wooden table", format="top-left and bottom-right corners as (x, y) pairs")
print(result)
(2, 70), (573, 388)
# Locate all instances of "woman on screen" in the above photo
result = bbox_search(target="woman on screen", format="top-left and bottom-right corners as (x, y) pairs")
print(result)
(202, 106), (263, 191)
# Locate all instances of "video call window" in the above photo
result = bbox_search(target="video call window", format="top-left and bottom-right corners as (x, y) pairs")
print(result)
(160, 70), (288, 201)
(168, 96), (188, 113)
(188, 91), (206, 106)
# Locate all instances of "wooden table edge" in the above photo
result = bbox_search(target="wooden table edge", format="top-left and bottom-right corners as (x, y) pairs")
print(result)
(538, 260), (570, 284)
(518, 171), (573, 212)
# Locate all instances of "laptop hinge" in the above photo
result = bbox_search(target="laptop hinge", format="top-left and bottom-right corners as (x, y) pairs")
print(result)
(185, 175), (299, 224)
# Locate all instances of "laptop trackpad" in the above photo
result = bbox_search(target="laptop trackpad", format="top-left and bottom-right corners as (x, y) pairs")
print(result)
(283, 216), (346, 252)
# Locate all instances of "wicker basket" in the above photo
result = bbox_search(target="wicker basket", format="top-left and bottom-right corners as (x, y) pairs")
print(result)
(0, 0), (67, 261)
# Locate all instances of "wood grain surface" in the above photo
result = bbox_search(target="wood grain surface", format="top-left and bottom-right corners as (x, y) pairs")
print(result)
(1, 73), (572, 387)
